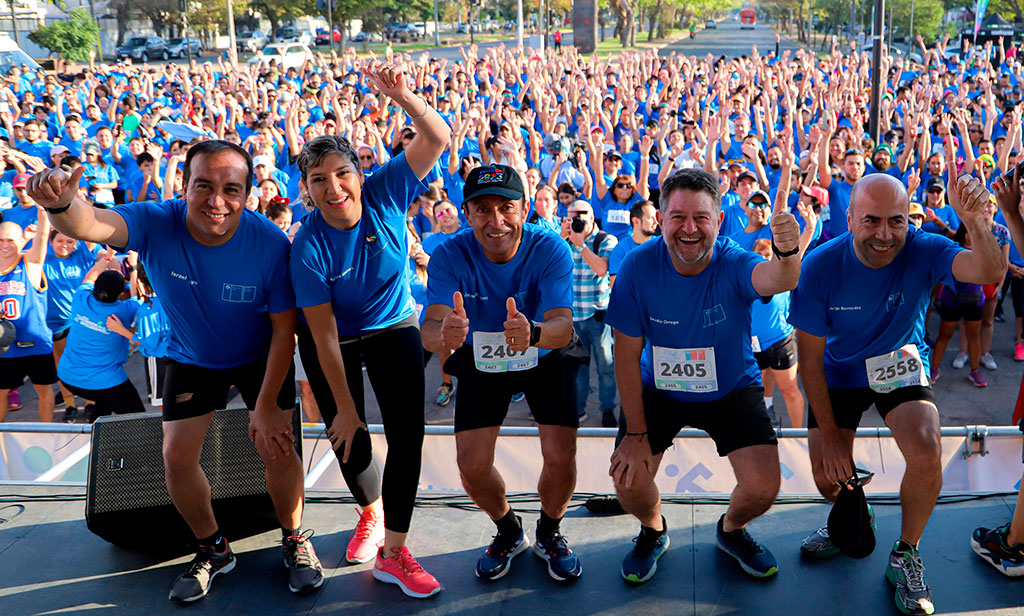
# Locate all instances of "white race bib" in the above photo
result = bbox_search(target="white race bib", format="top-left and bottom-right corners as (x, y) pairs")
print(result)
(865, 344), (927, 394)
(94, 188), (114, 204)
(605, 209), (630, 225)
(472, 331), (539, 373)
(652, 346), (718, 393)
(751, 336), (762, 353)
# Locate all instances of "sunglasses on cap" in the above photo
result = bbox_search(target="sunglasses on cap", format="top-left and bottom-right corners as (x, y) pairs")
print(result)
(845, 148), (864, 156)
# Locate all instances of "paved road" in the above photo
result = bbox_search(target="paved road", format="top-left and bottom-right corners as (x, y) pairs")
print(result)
(658, 20), (804, 58)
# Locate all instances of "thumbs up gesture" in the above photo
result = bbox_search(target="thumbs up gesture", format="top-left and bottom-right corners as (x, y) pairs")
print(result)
(441, 291), (470, 350)
(26, 165), (86, 212)
(504, 297), (531, 352)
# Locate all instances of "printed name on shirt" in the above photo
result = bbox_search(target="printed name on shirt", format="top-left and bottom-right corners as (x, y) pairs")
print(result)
(73, 314), (111, 334)
(829, 305), (864, 311)
(650, 316), (681, 325)
(170, 270), (199, 286)
(0, 280), (27, 296)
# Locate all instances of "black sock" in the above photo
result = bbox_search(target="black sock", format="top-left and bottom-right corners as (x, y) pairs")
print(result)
(495, 507), (521, 537)
(198, 529), (226, 553)
(537, 511), (562, 539)
(282, 527), (300, 540)
(894, 539), (916, 553)
(641, 516), (666, 538)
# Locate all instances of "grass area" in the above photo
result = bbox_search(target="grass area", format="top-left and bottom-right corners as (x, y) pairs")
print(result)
(330, 32), (525, 57)
(594, 28), (684, 60)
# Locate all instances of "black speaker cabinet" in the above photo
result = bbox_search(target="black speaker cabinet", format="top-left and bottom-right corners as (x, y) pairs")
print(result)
(86, 406), (301, 551)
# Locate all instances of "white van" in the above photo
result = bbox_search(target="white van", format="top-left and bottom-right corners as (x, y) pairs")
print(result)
(0, 33), (40, 75)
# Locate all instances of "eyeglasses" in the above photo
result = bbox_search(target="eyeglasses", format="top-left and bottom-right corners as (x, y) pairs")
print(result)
(748, 201), (770, 209)
(358, 154), (374, 160)
(968, 128), (982, 133)
(614, 182), (633, 189)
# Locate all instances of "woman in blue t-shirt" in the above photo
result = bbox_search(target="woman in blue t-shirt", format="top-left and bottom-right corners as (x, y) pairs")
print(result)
(82, 141), (119, 208)
(288, 62), (449, 598)
(57, 249), (145, 422)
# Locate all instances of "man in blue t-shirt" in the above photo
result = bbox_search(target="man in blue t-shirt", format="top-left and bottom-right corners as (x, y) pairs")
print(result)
(26, 140), (323, 603)
(422, 164), (583, 584)
(609, 200), (658, 283)
(606, 168), (803, 584)
(817, 131), (867, 242)
(788, 173), (1004, 616)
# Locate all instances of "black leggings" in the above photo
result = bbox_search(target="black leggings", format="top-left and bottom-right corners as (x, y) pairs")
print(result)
(297, 320), (425, 534)
(1009, 274), (1024, 320)
(65, 379), (146, 421)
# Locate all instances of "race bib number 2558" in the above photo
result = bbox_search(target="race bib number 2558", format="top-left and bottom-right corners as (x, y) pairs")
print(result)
(865, 344), (928, 394)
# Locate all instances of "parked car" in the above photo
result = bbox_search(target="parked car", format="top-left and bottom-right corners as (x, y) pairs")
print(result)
(351, 31), (383, 43)
(705, 20), (717, 29)
(166, 37), (203, 58)
(456, 23), (468, 34)
(236, 30), (269, 53)
(247, 43), (313, 70)
(275, 26), (312, 44)
(389, 23), (420, 40)
(314, 28), (340, 45)
(0, 32), (40, 76)
(116, 36), (169, 62)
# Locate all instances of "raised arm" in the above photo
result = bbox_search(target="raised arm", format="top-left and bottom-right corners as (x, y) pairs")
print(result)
(26, 166), (129, 246)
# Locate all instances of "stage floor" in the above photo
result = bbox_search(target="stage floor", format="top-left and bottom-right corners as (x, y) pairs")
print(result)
(2, 486), (1024, 615)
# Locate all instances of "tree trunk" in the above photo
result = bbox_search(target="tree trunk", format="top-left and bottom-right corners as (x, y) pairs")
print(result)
(647, 0), (658, 42)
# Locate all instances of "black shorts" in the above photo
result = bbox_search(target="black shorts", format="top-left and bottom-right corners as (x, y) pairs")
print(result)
(0, 353), (58, 389)
(65, 379), (146, 419)
(162, 357), (297, 422)
(754, 332), (797, 371)
(640, 385), (778, 457)
(144, 355), (170, 404)
(451, 349), (579, 432)
(52, 328), (70, 342)
(807, 385), (935, 430)
(937, 301), (983, 323)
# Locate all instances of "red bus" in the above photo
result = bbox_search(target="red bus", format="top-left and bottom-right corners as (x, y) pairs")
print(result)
(740, 8), (756, 29)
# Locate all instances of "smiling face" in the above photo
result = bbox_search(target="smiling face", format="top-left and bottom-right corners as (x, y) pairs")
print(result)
(847, 175), (910, 269)
(300, 152), (364, 230)
(658, 189), (722, 273)
(464, 194), (526, 264)
(0, 222), (25, 265)
(182, 149), (251, 246)
(50, 232), (77, 259)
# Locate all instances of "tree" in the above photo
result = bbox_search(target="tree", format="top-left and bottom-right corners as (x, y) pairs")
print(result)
(27, 9), (99, 62)
(247, 0), (316, 40)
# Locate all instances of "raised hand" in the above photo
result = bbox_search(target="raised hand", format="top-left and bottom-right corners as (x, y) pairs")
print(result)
(441, 291), (470, 350)
(26, 166), (86, 211)
(504, 297), (531, 352)
(948, 174), (992, 223)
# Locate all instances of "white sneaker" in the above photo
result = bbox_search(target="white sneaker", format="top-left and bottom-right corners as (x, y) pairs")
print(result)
(981, 352), (998, 370)
(951, 352), (968, 369)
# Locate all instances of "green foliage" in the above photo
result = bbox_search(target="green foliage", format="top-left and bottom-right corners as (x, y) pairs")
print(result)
(27, 9), (99, 61)
(247, 0), (317, 29)
(889, 0), (946, 42)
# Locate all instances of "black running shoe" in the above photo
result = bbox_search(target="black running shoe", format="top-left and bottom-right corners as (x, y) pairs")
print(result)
(169, 545), (236, 602)
(621, 519), (670, 583)
(283, 531), (324, 593)
(972, 523), (1024, 577)
(532, 526), (582, 581)
(476, 517), (530, 580)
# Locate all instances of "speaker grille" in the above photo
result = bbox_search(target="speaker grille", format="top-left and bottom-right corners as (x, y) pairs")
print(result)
(87, 408), (280, 515)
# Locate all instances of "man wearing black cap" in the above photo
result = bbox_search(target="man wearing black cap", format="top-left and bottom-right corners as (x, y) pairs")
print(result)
(422, 163), (582, 583)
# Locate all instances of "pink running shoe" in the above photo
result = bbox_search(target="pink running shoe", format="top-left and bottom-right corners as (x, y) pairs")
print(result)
(373, 546), (441, 598)
(346, 507), (384, 564)
(1016, 344), (1024, 362)
(7, 389), (21, 411)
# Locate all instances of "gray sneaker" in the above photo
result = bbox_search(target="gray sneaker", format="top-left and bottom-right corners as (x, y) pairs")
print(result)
(169, 545), (237, 602)
(885, 542), (935, 615)
(800, 525), (840, 558)
(801, 504), (875, 558)
(283, 531), (324, 593)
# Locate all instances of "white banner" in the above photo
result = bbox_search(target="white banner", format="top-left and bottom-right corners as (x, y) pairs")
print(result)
(5, 430), (1020, 495)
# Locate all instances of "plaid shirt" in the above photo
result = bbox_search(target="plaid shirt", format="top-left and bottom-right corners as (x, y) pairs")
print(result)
(571, 230), (617, 321)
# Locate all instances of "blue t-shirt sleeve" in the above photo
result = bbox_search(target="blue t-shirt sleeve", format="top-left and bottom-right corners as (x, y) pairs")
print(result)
(362, 152), (439, 218)
(609, 242), (628, 276)
(425, 241), (459, 309)
(787, 253), (828, 337)
(114, 199), (164, 251)
(725, 240), (763, 303)
(263, 233), (295, 314)
(605, 249), (644, 338)
(289, 230), (332, 309)
(537, 239), (574, 315)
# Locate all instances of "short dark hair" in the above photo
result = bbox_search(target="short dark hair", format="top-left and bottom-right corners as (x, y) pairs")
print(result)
(630, 200), (653, 223)
(135, 152), (154, 166)
(295, 135), (359, 181)
(265, 200), (291, 221)
(659, 168), (721, 212)
(182, 140), (253, 196)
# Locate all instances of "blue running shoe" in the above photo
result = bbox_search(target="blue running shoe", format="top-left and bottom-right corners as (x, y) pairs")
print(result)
(716, 515), (777, 578)
(886, 541), (935, 615)
(972, 523), (1024, 577)
(533, 526), (582, 581)
(476, 517), (530, 580)
(621, 519), (670, 584)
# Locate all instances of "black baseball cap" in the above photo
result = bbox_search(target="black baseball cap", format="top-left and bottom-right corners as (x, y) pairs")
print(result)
(462, 164), (524, 205)
(926, 176), (945, 191)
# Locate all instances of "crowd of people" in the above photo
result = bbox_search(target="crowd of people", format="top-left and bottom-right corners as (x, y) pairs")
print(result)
(4, 29), (1024, 613)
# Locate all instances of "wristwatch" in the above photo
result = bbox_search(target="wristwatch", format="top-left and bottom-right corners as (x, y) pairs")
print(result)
(526, 317), (542, 346)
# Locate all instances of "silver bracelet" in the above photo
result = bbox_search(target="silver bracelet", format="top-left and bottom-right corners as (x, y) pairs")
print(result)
(408, 97), (430, 121)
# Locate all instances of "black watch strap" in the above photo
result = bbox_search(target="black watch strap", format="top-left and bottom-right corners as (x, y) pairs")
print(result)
(527, 317), (542, 346)
(771, 241), (800, 259)
(43, 202), (73, 215)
